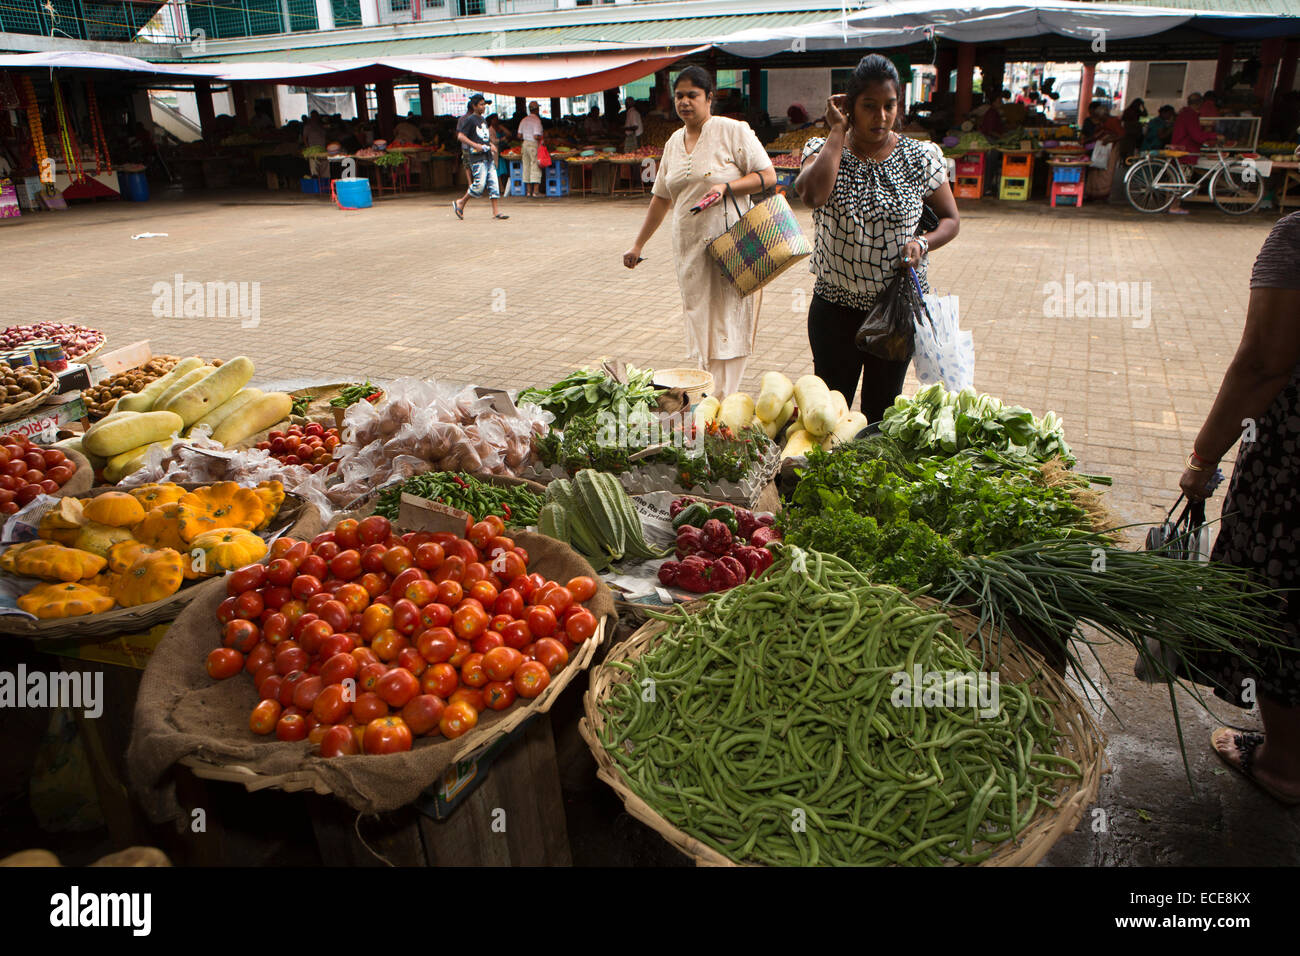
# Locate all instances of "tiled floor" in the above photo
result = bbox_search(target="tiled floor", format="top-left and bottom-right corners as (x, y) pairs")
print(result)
(3, 188), (1295, 864)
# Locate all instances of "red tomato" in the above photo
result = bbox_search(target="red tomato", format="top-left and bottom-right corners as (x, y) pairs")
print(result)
(320, 724), (360, 757)
(22, 450), (43, 470)
(481, 514), (506, 537)
(483, 680), (517, 711)
(468, 521), (495, 550)
(320, 651), (359, 686)
(416, 626), (457, 663)
(14, 485), (40, 507)
(357, 662), (388, 693)
(299, 554), (329, 580)
(249, 699), (282, 735)
(231, 589), (262, 620)
(333, 582), (370, 614)
(433, 556), (466, 585)
(453, 603), (489, 641)
(276, 713), (309, 742)
(391, 598), (422, 636)
(282, 541), (312, 569)
(205, 647), (243, 680)
(1, 459), (24, 477)
(500, 619), (532, 650)
(472, 630), (504, 655)
(290, 574), (323, 601)
(509, 574), (537, 600)
(401, 578), (439, 607)
(363, 716), (413, 754)
(278, 671), (309, 706)
(319, 632), (356, 659)
(532, 638), (569, 675)
(352, 691), (389, 724)
(388, 567), (429, 600)
(375, 668), (420, 708)
(227, 564), (267, 595)
(308, 599), (345, 633)
(440, 701), (479, 739)
(484, 536), (515, 560)
(489, 613), (514, 634)
(415, 542), (445, 571)
(567, 576), (598, 603)
(447, 539), (480, 565)
(298, 619), (334, 655)
(396, 646), (427, 676)
(381, 545), (414, 576)
(565, 608), (598, 643)
(541, 585), (574, 616)
(312, 683), (352, 723)
(40, 448), (66, 469)
(525, 605), (558, 639)
(435, 580), (463, 606)
(46, 466), (75, 487)
(468, 579), (499, 608)
(329, 549), (362, 580)
(245, 642), (274, 674)
(421, 662), (460, 699)
(275, 644), (310, 676)
(223, 619), (260, 654)
(266, 558), (296, 587)
(216, 596), (240, 626)
(460, 653), (489, 688)
(371, 628), (408, 662)
(418, 602), (453, 631)
(448, 639), (473, 669)
(358, 516), (392, 547)
(359, 604), (393, 640)
(483, 646), (525, 682)
(333, 519), (361, 550)
(311, 531), (336, 550)
(513, 661), (551, 699)
(352, 646), (380, 669)
(305, 592), (335, 615)
(448, 686), (484, 713)
(361, 544), (389, 574)
(313, 541), (340, 563)
(292, 675), (325, 711)
(401, 695), (446, 736)
(490, 551), (528, 584)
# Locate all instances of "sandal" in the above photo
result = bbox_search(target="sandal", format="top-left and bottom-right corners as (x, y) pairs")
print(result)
(1167, 207), (1190, 215)
(452, 201), (464, 220)
(494, 214), (509, 219)
(1211, 727), (1300, 806)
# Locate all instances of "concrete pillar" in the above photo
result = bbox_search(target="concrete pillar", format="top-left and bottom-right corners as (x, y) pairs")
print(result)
(1214, 43), (1234, 93)
(354, 84), (368, 120)
(420, 78), (435, 119)
(314, 0), (334, 29)
(655, 68), (669, 111)
(954, 43), (975, 115)
(549, 96), (562, 119)
(231, 81), (249, 125)
(376, 77), (396, 137)
(1277, 41), (1298, 102)
(360, 0), (378, 26)
(195, 79), (216, 142)
(1257, 37), (1284, 124)
(514, 95), (526, 119)
(747, 64), (762, 113)
(603, 88), (620, 120)
(1078, 62), (1095, 125)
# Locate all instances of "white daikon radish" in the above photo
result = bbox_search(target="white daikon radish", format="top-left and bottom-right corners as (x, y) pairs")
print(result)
(830, 390), (848, 422)
(795, 375), (837, 437)
(755, 372), (795, 422)
(693, 396), (721, 430)
(719, 393), (755, 433)
(822, 412), (869, 450)
(782, 429), (818, 459)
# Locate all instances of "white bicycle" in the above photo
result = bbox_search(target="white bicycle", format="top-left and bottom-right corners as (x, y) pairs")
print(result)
(1124, 147), (1264, 216)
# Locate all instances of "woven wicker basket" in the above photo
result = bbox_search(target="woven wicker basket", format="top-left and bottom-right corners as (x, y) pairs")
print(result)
(0, 377), (58, 424)
(579, 597), (1107, 867)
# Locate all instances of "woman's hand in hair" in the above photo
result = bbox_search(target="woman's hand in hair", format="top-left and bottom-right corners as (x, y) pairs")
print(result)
(825, 95), (850, 134)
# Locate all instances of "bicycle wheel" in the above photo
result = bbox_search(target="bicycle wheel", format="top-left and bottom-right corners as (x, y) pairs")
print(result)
(1210, 163), (1264, 215)
(1126, 159), (1176, 213)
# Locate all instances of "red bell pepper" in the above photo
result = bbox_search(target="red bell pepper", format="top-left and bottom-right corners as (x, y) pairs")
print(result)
(750, 526), (782, 549)
(658, 561), (681, 587)
(676, 557), (714, 593)
(675, 525), (706, 560)
(711, 556), (745, 591)
(701, 518), (733, 557)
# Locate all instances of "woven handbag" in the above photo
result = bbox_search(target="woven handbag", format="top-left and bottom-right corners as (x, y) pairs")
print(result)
(706, 184), (812, 298)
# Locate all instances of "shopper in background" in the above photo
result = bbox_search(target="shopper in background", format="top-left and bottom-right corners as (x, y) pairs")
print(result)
(1180, 205), (1300, 806)
(1200, 90), (1221, 118)
(488, 115), (513, 193)
(452, 94), (507, 221)
(1168, 92), (1224, 214)
(392, 113), (422, 144)
(795, 54), (960, 424)
(518, 101), (545, 197)
(623, 98), (644, 152)
(978, 88), (1006, 137)
(584, 106), (605, 138)
(1141, 104), (1177, 151)
(1082, 100), (1124, 200)
(622, 66), (776, 398)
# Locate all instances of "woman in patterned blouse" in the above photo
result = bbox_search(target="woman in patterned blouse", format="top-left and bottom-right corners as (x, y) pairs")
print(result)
(795, 55), (960, 423)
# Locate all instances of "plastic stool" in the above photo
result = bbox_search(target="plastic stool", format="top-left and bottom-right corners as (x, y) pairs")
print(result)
(1050, 180), (1084, 207)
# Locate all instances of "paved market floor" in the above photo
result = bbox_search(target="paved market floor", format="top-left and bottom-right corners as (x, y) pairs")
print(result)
(3, 188), (1297, 866)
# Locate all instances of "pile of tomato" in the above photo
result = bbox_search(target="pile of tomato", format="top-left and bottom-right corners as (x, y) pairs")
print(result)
(254, 422), (340, 475)
(205, 514), (601, 756)
(0, 434), (77, 514)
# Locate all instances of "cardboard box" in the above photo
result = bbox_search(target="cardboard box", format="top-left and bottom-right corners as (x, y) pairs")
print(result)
(1, 394), (86, 442)
(42, 622), (171, 669)
(95, 340), (153, 378)
(56, 363), (91, 394)
(412, 715), (535, 820)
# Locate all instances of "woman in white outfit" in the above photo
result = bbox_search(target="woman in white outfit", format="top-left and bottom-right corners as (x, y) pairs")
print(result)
(622, 67), (776, 398)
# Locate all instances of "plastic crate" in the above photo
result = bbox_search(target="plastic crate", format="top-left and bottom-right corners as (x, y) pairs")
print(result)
(1050, 180), (1084, 208)
(1052, 165), (1084, 184)
(999, 176), (1031, 201)
(954, 178), (983, 199)
(544, 162), (568, 187)
(956, 152), (986, 177)
(1001, 153), (1033, 178)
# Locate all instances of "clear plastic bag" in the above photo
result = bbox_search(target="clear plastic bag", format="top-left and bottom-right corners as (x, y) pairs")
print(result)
(912, 293), (975, 391)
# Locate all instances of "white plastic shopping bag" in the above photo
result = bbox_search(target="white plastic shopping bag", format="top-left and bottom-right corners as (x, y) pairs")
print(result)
(912, 293), (974, 391)
(1089, 142), (1113, 170)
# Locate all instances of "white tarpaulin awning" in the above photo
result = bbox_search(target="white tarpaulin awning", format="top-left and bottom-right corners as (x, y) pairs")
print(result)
(0, 51), (226, 76)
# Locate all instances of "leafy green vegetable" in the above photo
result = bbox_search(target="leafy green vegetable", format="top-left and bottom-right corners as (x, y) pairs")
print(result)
(517, 366), (661, 429)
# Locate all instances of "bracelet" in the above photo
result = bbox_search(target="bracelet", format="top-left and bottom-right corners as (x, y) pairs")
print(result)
(1190, 448), (1217, 466)
(1185, 454), (1208, 473)
(915, 235), (930, 256)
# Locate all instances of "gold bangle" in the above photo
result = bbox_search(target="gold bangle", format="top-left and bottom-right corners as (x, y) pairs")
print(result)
(1185, 454), (1207, 473)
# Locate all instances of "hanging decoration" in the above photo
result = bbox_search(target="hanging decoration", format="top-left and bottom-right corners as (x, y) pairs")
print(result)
(20, 75), (54, 192)
(51, 78), (85, 185)
(86, 81), (112, 176)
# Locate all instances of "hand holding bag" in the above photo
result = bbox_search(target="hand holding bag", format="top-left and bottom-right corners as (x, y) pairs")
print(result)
(706, 183), (813, 298)
(537, 142), (552, 168)
(854, 266), (928, 362)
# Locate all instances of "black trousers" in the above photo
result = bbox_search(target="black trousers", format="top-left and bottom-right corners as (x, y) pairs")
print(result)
(807, 292), (909, 425)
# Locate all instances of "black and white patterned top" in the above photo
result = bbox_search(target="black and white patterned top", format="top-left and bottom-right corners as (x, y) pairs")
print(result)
(801, 134), (947, 311)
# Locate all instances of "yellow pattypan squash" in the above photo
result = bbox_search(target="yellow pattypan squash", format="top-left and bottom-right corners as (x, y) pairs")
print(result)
(176, 482), (264, 543)
(187, 527), (268, 576)
(129, 483), (187, 511)
(18, 581), (116, 619)
(72, 521), (137, 559)
(110, 547), (184, 607)
(254, 480), (285, 529)
(1, 541), (107, 582)
(82, 491), (147, 528)
(107, 539), (160, 574)
(133, 503), (187, 552)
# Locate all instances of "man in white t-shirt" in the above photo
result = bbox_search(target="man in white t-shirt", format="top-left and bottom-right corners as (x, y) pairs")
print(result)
(518, 101), (545, 197)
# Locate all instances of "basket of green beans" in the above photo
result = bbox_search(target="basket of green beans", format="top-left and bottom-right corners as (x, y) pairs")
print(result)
(580, 546), (1106, 867)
